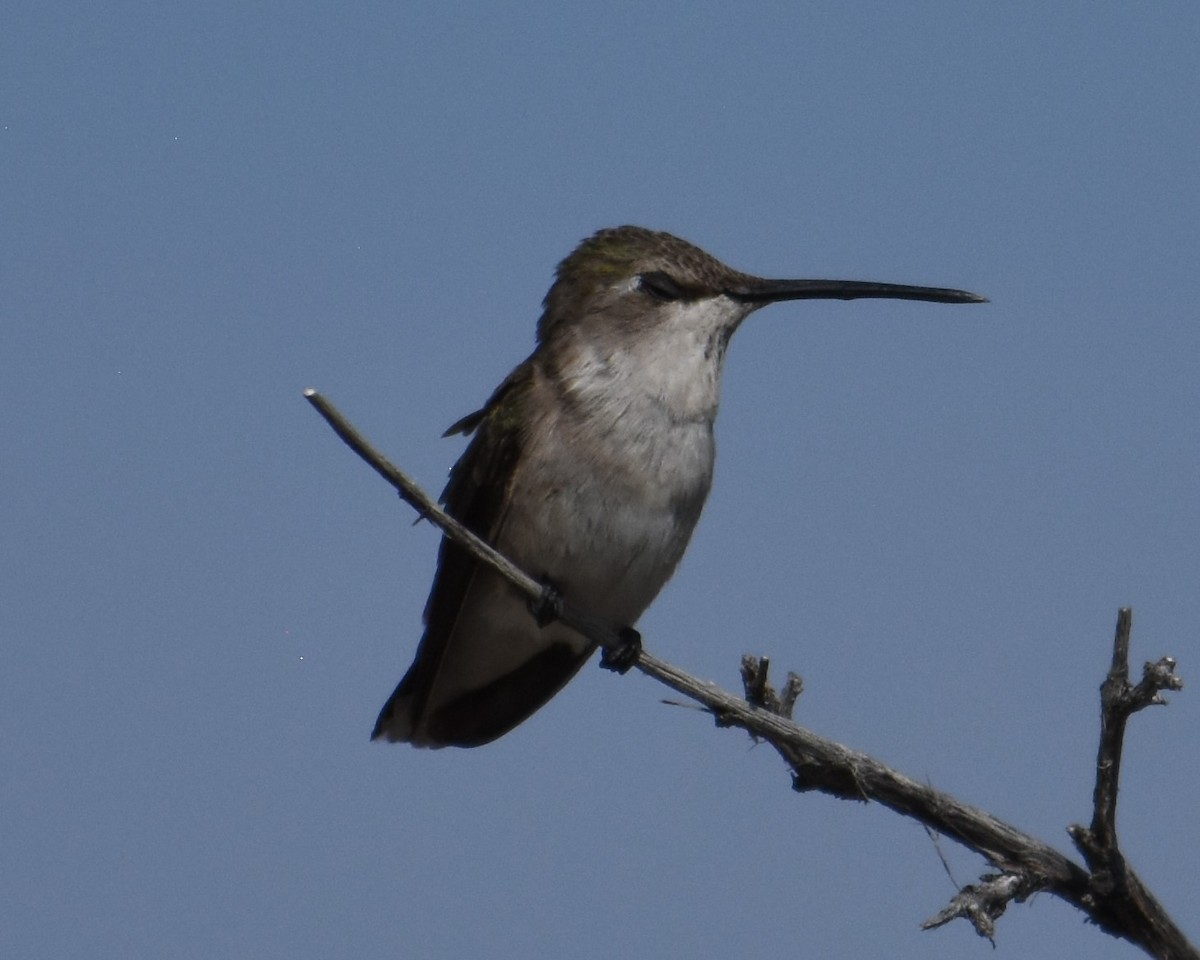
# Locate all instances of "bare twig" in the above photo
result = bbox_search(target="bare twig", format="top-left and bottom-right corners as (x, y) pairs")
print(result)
(740, 655), (804, 720)
(922, 872), (1033, 943)
(1082, 610), (1183, 861)
(306, 389), (1195, 959)
(1065, 610), (1189, 960)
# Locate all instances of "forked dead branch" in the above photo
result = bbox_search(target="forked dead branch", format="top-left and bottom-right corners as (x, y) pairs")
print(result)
(306, 388), (1194, 960)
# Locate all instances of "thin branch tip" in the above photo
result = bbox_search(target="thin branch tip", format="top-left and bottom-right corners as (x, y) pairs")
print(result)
(739, 655), (802, 720)
(922, 872), (1031, 943)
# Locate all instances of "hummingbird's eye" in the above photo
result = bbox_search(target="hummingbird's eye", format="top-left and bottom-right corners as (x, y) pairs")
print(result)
(638, 271), (685, 302)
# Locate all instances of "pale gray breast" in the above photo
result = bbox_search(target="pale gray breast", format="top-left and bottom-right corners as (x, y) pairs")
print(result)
(500, 392), (716, 624)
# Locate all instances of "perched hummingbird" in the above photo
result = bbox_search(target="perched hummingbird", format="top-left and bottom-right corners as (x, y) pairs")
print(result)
(373, 226), (985, 748)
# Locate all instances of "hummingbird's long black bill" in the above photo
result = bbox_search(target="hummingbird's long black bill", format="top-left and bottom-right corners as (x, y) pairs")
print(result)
(726, 278), (987, 305)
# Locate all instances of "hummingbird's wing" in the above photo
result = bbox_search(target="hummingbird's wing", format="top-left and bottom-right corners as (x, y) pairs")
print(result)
(371, 363), (594, 747)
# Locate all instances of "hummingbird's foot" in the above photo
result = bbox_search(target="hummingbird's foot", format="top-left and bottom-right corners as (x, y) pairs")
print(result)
(600, 627), (642, 674)
(529, 581), (564, 628)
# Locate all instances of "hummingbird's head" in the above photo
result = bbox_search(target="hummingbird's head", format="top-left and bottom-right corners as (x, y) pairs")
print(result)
(533, 226), (985, 428)
(537, 225), (986, 345)
(537, 226), (754, 343)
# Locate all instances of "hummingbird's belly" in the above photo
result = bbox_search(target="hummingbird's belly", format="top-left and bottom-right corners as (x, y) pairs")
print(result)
(499, 418), (714, 626)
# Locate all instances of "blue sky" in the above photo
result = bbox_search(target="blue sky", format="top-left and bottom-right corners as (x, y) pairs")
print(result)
(4, 3), (1198, 957)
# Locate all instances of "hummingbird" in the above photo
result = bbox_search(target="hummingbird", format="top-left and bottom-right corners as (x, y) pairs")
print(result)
(373, 226), (985, 748)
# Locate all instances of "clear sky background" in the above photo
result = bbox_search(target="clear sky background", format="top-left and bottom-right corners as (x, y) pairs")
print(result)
(4, 3), (1198, 958)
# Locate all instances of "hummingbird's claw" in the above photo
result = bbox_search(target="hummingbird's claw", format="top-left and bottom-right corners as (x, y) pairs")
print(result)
(529, 582), (564, 628)
(600, 627), (642, 674)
